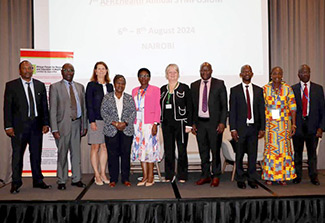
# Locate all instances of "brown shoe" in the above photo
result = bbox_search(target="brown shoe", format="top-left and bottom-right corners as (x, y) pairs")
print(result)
(196, 177), (211, 185)
(210, 178), (220, 187)
(123, 181), (131, 187)
(109, 182), (116, 187)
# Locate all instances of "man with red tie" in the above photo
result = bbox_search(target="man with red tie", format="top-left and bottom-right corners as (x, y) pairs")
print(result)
(190, 62), (228, 187)
(229, 65), (265, 189)
(292, 64), (325, 185)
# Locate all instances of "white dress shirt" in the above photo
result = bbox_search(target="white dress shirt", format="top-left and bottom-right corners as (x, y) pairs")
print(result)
(242, 82), (254, 124)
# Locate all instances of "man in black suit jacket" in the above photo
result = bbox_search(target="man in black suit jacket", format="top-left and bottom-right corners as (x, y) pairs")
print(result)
(292, 64), (325, 186)
(229, 65), (265, 189)
(191, 62), (228, 187)
(4, 60), (51, 194)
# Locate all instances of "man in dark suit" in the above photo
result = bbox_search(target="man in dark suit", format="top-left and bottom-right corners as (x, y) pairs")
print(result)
(292, 64), (325, 185)
(191, 62), (228, 187)
(229, 65), (265, 189)
(4, 60), (51, 194)
(50, 63), (88, 190)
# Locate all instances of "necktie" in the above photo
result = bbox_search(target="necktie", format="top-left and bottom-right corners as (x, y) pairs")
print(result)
(69, 82), (77, 120)
(302, 83), (308, 117)
(26, 82), (35, 120)
(246, 85), (252, 120)
(202, 81), (208, 112)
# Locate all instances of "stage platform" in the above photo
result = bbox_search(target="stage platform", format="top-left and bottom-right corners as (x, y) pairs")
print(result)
(1, 170), (325, 222)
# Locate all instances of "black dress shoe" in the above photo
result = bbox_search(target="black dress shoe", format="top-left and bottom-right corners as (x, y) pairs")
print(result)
(58, 184), (66, 190)
(33, 181), (52, 189)
(248, 181), (258, 189)
(293, 178), (301, 184)
(311, 178), (320, 186)
(71, 181), (86, 188)
(237, 182), (246, 189)
(10, 184), (21, 194)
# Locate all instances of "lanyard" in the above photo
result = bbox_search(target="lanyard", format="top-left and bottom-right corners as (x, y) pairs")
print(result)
(137, 85), (148, 110)
(300, 84), (310, 103)
(272, 82), (281, 106)
(166, 82), (178, 104)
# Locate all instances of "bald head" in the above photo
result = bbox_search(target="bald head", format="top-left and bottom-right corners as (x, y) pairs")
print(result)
(298, 64), (311, 83)
(240, 65), (252, 73)
(200, 62), (213, 80)
(240, 64), (253, 84)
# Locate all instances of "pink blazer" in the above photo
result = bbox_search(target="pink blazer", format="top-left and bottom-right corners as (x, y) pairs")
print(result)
(132, 85), (161, 124)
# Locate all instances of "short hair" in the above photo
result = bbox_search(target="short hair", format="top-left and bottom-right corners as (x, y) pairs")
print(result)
(298, 64), (311, 73)
(137, 68), (151, 77)
(165, 64), (179, 79)
(270, 66), (283, 74)
(90, 61), (110, 83)
(113, 74), (126, 84)
(19, 60), (32, 69)
(240, 64), (252, 73)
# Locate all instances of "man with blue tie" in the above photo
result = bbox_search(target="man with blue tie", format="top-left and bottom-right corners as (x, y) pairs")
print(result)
(4, 60), (51, 194)
(49, 63), (88, 190)
(292, 64), (325, 185)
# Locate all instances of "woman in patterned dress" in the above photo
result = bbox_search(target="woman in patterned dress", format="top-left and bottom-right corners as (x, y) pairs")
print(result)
(131, 68), (161, 187)
(262, 66), (297, 185)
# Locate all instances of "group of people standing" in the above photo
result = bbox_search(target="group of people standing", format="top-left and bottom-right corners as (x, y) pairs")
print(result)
(4, 60), (324, 194)
(230, 64), (325, 189)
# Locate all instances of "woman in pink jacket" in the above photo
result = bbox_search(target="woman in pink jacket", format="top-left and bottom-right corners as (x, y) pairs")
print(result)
(131, 68), (161, 187)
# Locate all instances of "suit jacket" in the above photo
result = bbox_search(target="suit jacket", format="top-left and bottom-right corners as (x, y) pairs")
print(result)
(229, 83), (265, 135)
(101, 92), (136, 137)
(4, 78), (49, 133)
(160, 82), (193, 126)
(85, 81), (113, 123)
(49, 80), (87, 136)
(191, 78), (228, 127)
(132, 85), (161, 124)
(292, 82), (325, 136)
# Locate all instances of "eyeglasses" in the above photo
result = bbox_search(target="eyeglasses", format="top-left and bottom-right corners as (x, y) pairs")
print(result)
(62, 69), (74, 72)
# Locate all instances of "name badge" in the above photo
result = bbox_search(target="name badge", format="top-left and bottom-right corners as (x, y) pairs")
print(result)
(137, 111), (142, 120)
(271, 109), (280, 120)
(165, 104), (172, 109)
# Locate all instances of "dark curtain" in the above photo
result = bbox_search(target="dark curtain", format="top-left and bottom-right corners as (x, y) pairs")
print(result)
(0, 0), (33, 184)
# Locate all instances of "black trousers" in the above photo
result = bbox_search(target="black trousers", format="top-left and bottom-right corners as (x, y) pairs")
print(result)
(235, 125), (258, 183)
(292, 119), (319, 180)
(196, 120), (223, 178)
(11, 119), (44, 186)
(162, 121), (188, 181)
(105, 131), (133, 183)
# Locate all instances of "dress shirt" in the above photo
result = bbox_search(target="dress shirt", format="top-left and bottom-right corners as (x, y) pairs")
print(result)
(198, 78), (211, 118)
(102, 83), (107, 95)
(114, 93), (124, 122)
(242, 82), (254, 124)
(21, 78), (38, 117)
(63, 79), (82, 118)
(300, 81), (310, 116)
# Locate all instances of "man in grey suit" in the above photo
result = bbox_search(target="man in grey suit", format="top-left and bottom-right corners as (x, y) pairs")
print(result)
(49, 63), (88, 190)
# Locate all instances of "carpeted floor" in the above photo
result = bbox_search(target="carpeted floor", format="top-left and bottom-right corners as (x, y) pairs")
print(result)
(1, 170), (325, 201)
